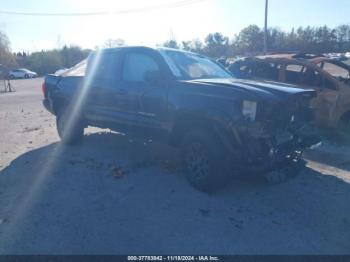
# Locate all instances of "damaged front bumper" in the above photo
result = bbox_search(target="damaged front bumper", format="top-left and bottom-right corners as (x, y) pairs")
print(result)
(230, 120), (320, 174)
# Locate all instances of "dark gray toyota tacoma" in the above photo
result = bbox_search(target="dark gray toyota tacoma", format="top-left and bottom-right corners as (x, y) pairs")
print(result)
(42, 46), (317, 192)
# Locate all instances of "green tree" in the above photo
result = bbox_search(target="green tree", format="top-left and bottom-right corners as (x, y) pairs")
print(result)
(0, 31), (17, 68)
(335, 25), (350, 52)
(233, 25), (263, 54)
(163, 40), (180, 49)
(203, 32), (230, 57)
(181, 39), (204, 53)
(60, 45), (90, 68)
(25, 50), (63, 75)
(267, 28), (286, 52)
(15, 46), (91, 75)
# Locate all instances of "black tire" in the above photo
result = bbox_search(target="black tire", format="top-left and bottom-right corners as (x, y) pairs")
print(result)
(285, 157), (306, 177)
(9, 75), (15, 80)
(181, 129), (231, 192)
(56, 110), (84, 145)
(24, 74), (29, 79)
(264, 157), (306, 184)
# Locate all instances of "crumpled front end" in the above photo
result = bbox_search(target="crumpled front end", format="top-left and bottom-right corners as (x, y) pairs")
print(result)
(230, 93), (319, 173)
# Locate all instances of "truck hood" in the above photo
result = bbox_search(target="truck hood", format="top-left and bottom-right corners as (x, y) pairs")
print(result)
(189, 78), (316, 102)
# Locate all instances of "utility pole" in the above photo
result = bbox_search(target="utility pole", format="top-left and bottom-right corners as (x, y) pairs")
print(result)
(264, 0), (268, 54)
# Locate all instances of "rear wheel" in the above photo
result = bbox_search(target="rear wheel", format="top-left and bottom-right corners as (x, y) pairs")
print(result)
(56, 110), (84, 145)
(9, 75), (15, 80)
(181, 129), (231, 192)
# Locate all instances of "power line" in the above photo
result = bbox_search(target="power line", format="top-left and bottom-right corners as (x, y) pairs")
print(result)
(0, 10), (105, 16)
(0, 0), (205, 17)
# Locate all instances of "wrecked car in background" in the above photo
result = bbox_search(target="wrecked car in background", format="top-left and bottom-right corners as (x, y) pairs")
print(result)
(228, 54), (350, 130)
(43, 47), (317, 192)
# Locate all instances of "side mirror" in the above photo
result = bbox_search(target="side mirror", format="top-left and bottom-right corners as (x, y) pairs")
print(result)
(144, 70), (162, 84)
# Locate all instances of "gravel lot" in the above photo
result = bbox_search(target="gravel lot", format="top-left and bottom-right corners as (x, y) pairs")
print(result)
(0, 78), (350, 254)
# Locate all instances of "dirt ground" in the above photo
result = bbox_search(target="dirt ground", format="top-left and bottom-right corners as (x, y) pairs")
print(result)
(0, 78), (349, 254)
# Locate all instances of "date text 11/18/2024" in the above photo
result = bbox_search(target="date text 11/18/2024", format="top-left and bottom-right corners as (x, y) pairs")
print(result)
(127, 256), (220, 261)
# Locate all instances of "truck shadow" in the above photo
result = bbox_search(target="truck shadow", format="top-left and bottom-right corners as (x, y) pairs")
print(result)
(304, 148), (350, 172)
(0, 132), (349, 254)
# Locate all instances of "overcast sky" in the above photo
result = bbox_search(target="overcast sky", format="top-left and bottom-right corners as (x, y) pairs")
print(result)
(0, 0), (349, 52)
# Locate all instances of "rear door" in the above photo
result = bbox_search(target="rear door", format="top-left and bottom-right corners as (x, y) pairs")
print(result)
(316, 61), (347, 125)
(282, 62), (339, 126)
(83, 50), (126, 127)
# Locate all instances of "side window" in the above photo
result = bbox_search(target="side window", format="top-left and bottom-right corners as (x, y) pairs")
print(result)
(287, 64), (304, 72)
(228, 62), (251, 78)
(254, 62), (280, 81)
(239, 65), (253, 78)
(320, 62), (349, 79)
(285, 64), (304, 84)
(87, 52), (119, 81)
(123, 53), (159, 82)
(301, 67), (323, 88)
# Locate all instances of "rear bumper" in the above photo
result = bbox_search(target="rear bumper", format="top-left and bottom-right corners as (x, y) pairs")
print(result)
(42, 98), (55, 114)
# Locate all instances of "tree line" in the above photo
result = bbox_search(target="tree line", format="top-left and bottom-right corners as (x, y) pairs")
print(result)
(169, 24), (350, 58)
(14, 46), (91, 76)
(1, 24), (350, 75)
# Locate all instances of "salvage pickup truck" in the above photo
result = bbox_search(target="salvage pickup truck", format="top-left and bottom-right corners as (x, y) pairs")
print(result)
(42, 46), (316, 192)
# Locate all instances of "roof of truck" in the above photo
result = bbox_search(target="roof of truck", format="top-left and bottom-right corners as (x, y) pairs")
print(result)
(91, 46), (206, 61)
(100, 46), (180, 52)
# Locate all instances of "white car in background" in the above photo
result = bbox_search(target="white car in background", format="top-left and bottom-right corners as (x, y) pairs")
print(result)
(9, 68), (38, 79)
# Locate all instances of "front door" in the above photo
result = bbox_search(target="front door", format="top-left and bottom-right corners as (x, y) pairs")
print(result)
(117, 50), (169, 138)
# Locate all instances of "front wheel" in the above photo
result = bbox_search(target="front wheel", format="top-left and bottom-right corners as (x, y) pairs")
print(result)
(56, 111), (84, 145)
(24, 74), (29, 79)
(181, 129), (231, 192)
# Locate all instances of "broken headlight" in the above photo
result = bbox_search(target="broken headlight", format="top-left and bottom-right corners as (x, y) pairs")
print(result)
(242, 100), (257, 121)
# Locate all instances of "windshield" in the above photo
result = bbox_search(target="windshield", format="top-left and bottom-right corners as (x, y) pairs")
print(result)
(160, 49), (233, 80)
